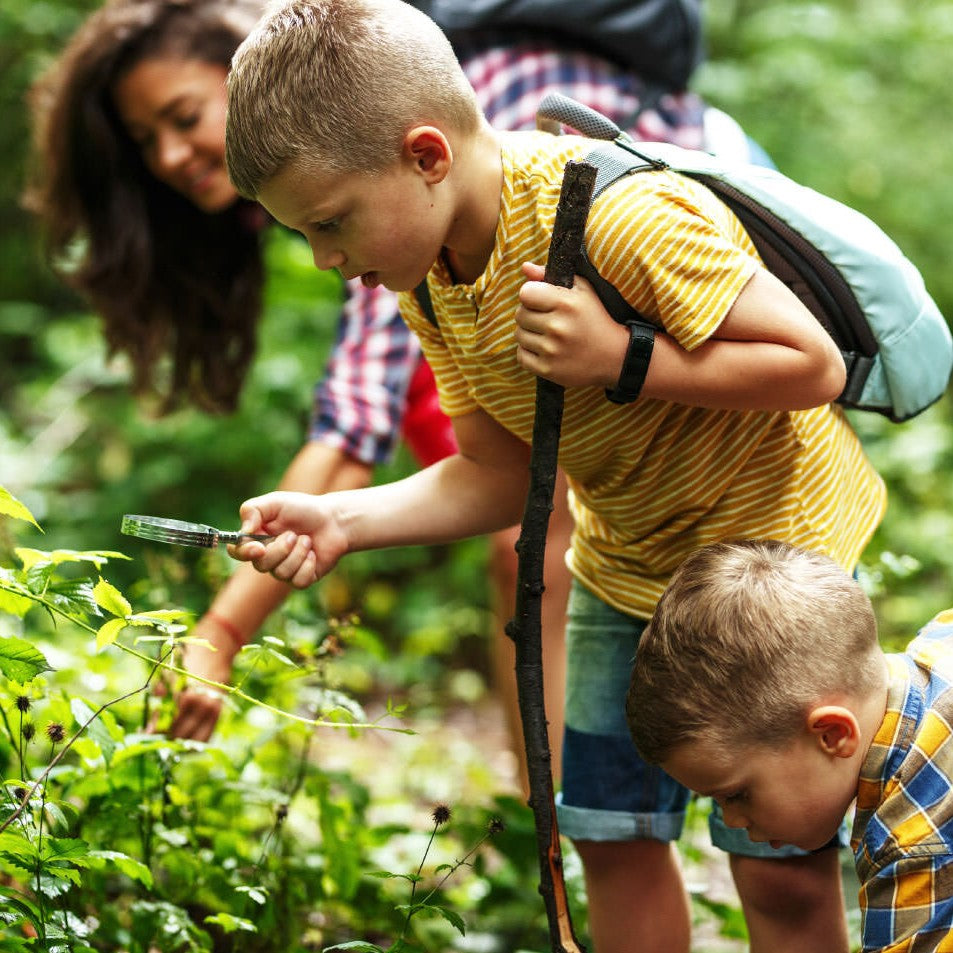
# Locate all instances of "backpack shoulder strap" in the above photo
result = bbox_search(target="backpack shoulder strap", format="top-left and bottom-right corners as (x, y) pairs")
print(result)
(413, 279), (438, 327)
(573, 141), (662, 328)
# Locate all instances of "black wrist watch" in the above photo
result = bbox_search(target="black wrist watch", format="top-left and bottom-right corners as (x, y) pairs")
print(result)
(605, 321), (656, 404)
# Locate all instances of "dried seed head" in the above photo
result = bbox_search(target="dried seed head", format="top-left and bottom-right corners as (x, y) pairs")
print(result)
(46, 722), (65, 744)
(22, 722), (36, 742)
(15, 695), (31, 713)
(431, 804), (451, 826)
(487, 816), (505, 835)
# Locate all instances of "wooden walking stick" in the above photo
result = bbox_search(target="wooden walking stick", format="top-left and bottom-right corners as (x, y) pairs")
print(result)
(507, 159), (596, 953)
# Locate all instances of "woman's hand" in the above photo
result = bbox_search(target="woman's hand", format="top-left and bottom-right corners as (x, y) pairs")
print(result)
(166, 616), (240, 741)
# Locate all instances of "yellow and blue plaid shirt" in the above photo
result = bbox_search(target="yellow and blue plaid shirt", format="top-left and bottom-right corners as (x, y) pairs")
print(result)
(853, 610), (953, 952)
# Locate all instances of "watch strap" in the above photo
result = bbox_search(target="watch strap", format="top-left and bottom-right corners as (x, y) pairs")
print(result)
(605, 321), (655, 404)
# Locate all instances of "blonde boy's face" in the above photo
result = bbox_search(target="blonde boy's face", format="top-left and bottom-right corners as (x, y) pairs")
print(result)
(257, 151), (450, 293)
(663, 730), (858, 851)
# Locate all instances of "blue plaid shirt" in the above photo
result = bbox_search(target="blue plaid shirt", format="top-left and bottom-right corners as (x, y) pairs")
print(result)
(853, 610), (953, 952)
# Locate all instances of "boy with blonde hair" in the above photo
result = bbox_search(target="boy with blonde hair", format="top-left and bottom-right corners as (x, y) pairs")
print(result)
(628, 538), (953, 952)
(224, 1), (887, 950)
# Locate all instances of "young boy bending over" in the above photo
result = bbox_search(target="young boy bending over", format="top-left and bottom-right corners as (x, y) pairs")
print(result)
(628, 537), (953, 953)
(222, 2), (887, 950)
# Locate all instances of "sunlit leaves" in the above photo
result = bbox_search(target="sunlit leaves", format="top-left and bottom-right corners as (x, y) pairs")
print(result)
(203, 912), (257, 934)
(0, 637), (50, 682)
(91, 577), (131, 618)
(0, 488), (39, 529)
(15, 548), (129, 573)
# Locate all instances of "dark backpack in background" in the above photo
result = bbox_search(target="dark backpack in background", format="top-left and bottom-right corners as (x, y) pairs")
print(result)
(413, 0), (703, 90)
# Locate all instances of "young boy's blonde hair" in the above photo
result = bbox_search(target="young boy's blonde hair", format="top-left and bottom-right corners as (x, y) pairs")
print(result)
(627, 538), (882, 764)
(225, 0), (482, 197)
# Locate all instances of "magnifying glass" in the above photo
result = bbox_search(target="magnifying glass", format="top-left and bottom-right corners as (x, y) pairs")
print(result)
(121, 514), (273, 549)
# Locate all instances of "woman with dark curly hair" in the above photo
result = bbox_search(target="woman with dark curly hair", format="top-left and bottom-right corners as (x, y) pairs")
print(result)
(26, 0), (266, 413)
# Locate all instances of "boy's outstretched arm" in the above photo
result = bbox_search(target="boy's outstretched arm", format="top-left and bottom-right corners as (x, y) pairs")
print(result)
(517, 263), (846, 411)
(229, 408), (532, 588)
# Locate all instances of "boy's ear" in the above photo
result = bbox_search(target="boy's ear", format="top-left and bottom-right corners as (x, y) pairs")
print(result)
(403, 126), (452, 183)
(807, 705), (860, 759)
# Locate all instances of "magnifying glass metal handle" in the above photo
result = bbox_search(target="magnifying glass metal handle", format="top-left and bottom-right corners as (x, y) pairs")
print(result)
(215, 530), (275, 545)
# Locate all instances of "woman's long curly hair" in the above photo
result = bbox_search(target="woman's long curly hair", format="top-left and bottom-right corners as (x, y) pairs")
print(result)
(25, 0), (267, 413)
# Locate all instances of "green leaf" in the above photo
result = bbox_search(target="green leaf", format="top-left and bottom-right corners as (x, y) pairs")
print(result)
(43, 801), (69, 834)
(24, 560), (53, 595)
(16, 548), (128, 573)
(0, 831), (38, 862)
(0, 884), (41, 925)
(370, 870), (416, 882)
(92, 577), (131, 618)
(45, 579), (102, 621)
(88, 850), (154, 888)
(39, 837), (90, 864)
(40, 866), (81, 886)
(0, 570), (33, 618)
(95, 618), (127, 652)
(70, 698), (117, 765)
(0, 636), (51, 681)
(0, 488), (40, 529)
(133, 609), (191, 623)
(395, 903), (466, 936)
(203, 912), (257, 934)
(71, 737), (103, 763)
(14, 549), (50, 573)
(432, 905), (466, 936)
(234, 884), (268, 905)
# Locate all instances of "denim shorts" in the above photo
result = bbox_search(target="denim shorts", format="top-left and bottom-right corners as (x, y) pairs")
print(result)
(556, 580), (847, 857)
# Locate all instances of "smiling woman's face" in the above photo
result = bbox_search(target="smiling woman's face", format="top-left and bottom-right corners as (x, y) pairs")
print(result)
(112, 57), (238, 213)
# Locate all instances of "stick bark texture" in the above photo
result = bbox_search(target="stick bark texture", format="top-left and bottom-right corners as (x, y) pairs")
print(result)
(506, 159), (596, 953)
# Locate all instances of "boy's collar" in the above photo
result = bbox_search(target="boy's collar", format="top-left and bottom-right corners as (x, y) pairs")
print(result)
(853, 654), (898, 808)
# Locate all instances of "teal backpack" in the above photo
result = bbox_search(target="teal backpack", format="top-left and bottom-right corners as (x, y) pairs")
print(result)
(530, 93), (951, 422)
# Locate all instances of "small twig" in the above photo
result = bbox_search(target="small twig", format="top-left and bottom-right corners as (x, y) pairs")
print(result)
(400, 808), (446, 940)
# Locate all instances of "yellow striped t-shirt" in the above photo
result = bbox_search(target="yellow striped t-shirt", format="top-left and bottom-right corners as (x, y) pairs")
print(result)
(399, 130), (887, 619)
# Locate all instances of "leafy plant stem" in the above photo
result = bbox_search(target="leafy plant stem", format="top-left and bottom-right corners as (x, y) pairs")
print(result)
(0, 648), (171, 835)
(399, 818), (441, 941)
(412, 830), (492, 913)
(0, 582), (410, 735)
(18, 707), (26, 782)
(0, 703), (17, 759)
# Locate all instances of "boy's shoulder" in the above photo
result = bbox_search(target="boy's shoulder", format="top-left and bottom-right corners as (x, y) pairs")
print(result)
(499, 129), (594, 183)
(903, 609), (953, 688)
(499, 129), (708, 214)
